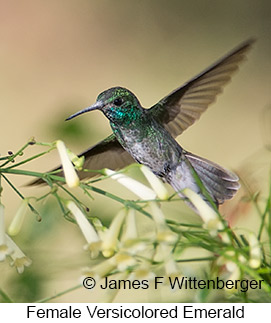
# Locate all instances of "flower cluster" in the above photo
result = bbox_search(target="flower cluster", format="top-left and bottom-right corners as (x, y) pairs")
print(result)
(63, 166), (180, 300)
(0, 139), (265, 302)
(63, 164), (263, 300)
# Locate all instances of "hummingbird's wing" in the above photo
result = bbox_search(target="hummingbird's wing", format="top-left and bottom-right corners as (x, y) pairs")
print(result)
(148, 39), (254, 137)
(77, 134), (135, 179)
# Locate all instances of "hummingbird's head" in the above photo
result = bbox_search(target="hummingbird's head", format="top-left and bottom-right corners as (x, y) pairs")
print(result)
(66, 87), (143, 125)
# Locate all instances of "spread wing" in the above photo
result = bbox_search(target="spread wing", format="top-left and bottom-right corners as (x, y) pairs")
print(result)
(148, 39), (255, 137)
(77, 134), (134, 179)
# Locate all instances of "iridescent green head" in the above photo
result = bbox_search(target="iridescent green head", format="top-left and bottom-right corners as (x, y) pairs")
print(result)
(66, 87), (143, 124)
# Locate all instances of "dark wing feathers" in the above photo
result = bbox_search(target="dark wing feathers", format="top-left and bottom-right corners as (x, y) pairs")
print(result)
(148, 39), (254, 137)
(78, 134), (134, 179)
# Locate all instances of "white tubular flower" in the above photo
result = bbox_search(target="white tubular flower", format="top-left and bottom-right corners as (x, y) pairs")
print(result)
(217, 250), (235, 269)
(81, 256), (117, 281)
(120, 208), (147, 254)
(66, 201), (101, 257)
(164, 256), (180, 278)
(183, 188), (224, 235)
(150, 202), (178, 274)
(140, 165), (169, 200)
(6, 235), (32, 274)
(121, 208), (137, 241)
(92, 217), (108, 241)
(217, 251), (246, 293)
(56, 140), (79, 188)
(154, 241), (172, 263)
(114, 252), (137, 271)
(8, 199), (29, 236)
(0, 204), (12, 261)
(217, 250), (242, 285)
(226, 264), (241, 284)
(101, 271), (129, 303)
(153, 240), (181, 284)
(129, 263), (155, 282)
(220, 232), (231, 244)
(149, 201), (166, 227)
(0, 244), (10, 262)
(160, 243), (180, 278)
(248, 233), (261, 269)
(102, 209), (127, 258)
(104, 168), (156, 200)
(149, 201), (178, 244)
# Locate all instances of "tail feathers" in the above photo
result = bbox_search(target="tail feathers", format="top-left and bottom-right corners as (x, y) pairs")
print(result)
(185, 152), (240, 204)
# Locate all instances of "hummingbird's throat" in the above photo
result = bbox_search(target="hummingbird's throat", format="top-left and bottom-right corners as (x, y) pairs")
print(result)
(105, 104), (142, 126)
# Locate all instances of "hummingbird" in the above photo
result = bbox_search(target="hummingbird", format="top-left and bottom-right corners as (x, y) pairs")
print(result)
(35, 39), (254, 207)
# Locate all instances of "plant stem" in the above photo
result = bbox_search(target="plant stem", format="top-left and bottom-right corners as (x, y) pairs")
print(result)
(0, 139), (35, 167)
(36, 284), (82, 303)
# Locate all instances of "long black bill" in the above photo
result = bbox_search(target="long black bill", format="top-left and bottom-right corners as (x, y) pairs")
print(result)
(65, 101), (103, 121)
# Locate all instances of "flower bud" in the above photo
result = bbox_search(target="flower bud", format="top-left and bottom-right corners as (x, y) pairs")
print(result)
(56, 140), (79, 188)
(141, 165), (169, 200)
(8, 199), (29, 236)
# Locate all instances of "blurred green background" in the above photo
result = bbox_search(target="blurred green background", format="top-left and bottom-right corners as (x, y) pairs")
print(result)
(0, 0), (270, 302)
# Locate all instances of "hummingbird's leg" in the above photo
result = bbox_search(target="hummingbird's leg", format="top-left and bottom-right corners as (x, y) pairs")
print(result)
(163, 162), (171, 174)
(152, 170), (165, 178)
(150, 162), (171, 179)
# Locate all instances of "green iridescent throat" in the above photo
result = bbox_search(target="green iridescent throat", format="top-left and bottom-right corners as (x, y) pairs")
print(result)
(107, 103), (143, 127)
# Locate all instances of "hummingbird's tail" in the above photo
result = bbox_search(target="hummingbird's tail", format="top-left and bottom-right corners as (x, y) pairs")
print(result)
(169, 152), (240, 207)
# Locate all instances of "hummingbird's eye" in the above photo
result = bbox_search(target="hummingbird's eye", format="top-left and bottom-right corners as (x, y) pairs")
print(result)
(113, 98), (123, 106)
